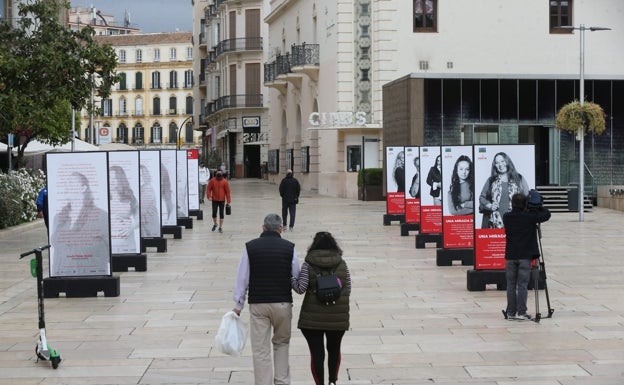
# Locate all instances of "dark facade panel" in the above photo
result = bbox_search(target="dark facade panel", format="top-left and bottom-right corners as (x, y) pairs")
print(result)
(518, 79), (537, 122)
(537, 80), (555, 123)
(481, 79), (499, 122)
(500, 79), (518, 122)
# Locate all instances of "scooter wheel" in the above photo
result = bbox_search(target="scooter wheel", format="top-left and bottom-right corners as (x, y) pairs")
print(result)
(51, 356), (61, 369)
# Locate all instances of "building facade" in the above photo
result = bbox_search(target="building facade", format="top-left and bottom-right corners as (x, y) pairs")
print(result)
(193, 0), (269, 178)
(68, 6), (139, 35)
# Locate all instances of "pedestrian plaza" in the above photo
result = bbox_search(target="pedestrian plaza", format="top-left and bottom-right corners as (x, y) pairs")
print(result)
(1, 178), (623, 384)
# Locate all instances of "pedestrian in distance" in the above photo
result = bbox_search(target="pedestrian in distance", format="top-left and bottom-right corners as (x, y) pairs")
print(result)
(293, 231), (351, 385)
(36, 185), (49, 230)
(232, 213), (301, 385)
(502, 192), (551, 321)
(279, 169), (301, 231)
(198, 162), (209, 204)
(206, 170), (231, 233)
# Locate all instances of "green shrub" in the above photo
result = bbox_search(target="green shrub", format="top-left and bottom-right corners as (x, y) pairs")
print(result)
(0, 169), (46, 229)
(357, 168), (383, 187)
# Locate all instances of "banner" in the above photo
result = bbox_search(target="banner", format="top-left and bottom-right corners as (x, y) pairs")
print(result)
(187, 149), (200, 211)
(404, 146), (420, 224)
(442, 146), (474, 249)
(160, 150), (178, 226)
(108, 151), (141, 254)
(474, 145), (535, 269)
(176, 150), (189, 218)
(139, 150), (162, 238)
(385, 146), (405, 215)
(47, 152), (111, 277)
(419, 146), (442, 234)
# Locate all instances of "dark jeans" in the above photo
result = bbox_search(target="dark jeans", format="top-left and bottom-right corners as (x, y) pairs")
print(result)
(211, 201), (225, 219)
(505, 259), (532, 316)
(282, 202), (297, 228)
(300, 329), (345, 385)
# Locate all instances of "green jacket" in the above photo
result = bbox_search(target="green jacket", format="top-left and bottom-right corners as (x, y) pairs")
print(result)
(297, 249), (350, 331)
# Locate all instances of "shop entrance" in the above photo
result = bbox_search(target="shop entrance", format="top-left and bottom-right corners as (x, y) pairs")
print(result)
(244, 144), (261, 178)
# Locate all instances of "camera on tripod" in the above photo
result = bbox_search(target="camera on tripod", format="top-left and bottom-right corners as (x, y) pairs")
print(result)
(526, 189), (543, 210)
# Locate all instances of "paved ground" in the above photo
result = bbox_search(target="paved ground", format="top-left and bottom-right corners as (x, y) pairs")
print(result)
(1, 178), (623, 385)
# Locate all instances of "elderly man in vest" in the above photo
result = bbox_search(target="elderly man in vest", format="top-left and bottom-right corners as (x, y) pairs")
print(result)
(233, 213), (301, 385)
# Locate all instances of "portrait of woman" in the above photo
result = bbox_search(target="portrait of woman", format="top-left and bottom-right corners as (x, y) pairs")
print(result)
(447, 155), (474, 215)
(478, 152), (529, 228)
(140, 164), (160, 237)
(426, 155), (442, 205)
(409, 156), (420, 198)
(392, 150), (405, 193)
(109, 165), (140, 254)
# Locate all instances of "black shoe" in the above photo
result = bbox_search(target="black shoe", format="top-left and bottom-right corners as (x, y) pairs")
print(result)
(289, 226), (293, 231)
(218, 227), (223, 233)
(212, 224), (217, 232)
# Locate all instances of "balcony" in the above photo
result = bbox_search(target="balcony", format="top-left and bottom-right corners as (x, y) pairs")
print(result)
(215, 37), (263, 57)
(290, 43), (319, 82)
(206, 94), (263, 116)
(264, 61), (287, 94)
(132, 110), (145, 117)
(199, 32), (206, 47)
(276, 53), (303, 88)
(166, 82), (179, 89)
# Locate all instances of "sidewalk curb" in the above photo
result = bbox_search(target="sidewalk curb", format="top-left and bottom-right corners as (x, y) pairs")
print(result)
(0, 220), (44, 240)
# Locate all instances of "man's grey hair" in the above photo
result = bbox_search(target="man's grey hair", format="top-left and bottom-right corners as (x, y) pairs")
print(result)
(263, 213), (283, 231)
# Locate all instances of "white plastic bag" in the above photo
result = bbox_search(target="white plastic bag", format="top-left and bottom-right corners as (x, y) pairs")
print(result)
(215, 311), (248, 356)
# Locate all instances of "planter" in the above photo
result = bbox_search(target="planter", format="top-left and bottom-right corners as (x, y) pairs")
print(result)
(358, 186), (384, 201)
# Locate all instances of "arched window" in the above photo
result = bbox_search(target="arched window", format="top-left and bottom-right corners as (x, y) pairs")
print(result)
(119, 72), (127, 90)
(168, 122), (177, 144)
(117, 123), (128, 144)
(169, 70), (178, 89)
(185, 96), (193, 114)
(132, 123), (144, 145)
(152, 97), (161, 115)
(185, 120), (193, 143)
(151, 123), (162, 144)
(151, 71), (161, 89)
(135, 72), (143, 90)
(135, 97), (143, 116)
(169, 97), (177, 115)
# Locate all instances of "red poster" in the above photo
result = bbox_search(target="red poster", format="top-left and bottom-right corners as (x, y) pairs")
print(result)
(386, 192), (405, 215)
(187, 149), (199, 159)
(405, 198), (420, 224)
(443, 215), (474, 248)
(420, 205), (442, 234)
(475, 228), (506, 269)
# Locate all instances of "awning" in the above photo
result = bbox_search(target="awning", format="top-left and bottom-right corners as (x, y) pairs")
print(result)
(217, 128), (243, 139)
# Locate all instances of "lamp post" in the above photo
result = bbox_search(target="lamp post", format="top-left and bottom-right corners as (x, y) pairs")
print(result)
(177, 116), (194, 150)
(560, 24), (610, 221)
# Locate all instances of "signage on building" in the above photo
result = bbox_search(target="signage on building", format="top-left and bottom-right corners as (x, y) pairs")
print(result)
(242, 116), (260, 128)
(243, 132), (268, 144)
(308, 111), (367, 128)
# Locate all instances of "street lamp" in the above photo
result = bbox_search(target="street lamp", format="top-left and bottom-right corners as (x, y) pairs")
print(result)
(176, 116), (194, 150)
(560, 24), (610, 221)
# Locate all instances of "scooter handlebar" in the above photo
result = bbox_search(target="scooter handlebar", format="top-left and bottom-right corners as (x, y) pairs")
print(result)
(19, 245), (51, 259)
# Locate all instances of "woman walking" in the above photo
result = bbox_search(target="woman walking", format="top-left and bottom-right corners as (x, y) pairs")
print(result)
(293, 231), (351, 385)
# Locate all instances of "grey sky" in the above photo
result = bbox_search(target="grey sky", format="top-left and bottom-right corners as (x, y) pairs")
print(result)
(73, 0), (193, 33)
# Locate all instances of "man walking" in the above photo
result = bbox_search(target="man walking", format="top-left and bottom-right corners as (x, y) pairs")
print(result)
(279, 170), (300, 231)
(233, 214), (300, 385)
(198, 162), (209, 204)
(502, 192), (551, 321)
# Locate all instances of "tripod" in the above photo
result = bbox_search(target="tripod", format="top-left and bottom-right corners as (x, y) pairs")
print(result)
(533, 223), (554, 323)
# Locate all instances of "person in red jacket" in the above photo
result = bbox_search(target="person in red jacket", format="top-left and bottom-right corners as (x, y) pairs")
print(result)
(207, 170), (232, 233)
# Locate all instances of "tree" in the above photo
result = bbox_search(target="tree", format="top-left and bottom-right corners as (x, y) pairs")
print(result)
(0, 0), (119, 167)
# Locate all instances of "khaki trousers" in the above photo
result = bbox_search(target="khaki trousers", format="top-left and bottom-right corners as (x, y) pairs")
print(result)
(249, 302), (292, 385)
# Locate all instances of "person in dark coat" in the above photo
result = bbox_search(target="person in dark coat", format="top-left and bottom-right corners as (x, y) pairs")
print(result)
(279, 169), (301, 231)
(502, 192), (551, 321)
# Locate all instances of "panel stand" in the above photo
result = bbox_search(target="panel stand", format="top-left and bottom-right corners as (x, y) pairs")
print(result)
(383, 214), (405, 226)
(43, 276), (120, 298)
(141, 237), (167, 253)
(177, 217), (193, 229)
(400, 223), (419, 236)
(415, 233), (442, 248)
(189, 209), (203, 220)
(162, 225), (182, 239)
(112, 254), (147, 272)
(436, 248), (474, 266)
(466, 269), (506, 291)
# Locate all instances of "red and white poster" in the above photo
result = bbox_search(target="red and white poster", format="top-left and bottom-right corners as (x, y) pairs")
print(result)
(139, 150), (162, 238)
(108, 151), (141, 255)
(385, 146), (405, 215)
(419, 146), (442, 234)
(404, 146), (420, 224)
(442, 146), (474, 249)
(46, 152), (111, 277)
(187, 149), (200, 211)
(474, 145), (535, 269)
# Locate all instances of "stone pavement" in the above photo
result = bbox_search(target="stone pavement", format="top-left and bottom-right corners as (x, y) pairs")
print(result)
(1, 178), (623, 385)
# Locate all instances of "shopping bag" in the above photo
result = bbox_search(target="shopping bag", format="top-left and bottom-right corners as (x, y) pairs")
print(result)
(225, 204), (231, 215)
(214, 311), (248, 356)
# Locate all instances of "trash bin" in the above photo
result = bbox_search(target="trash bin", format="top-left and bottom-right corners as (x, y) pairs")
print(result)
(567, 183), (579, 211)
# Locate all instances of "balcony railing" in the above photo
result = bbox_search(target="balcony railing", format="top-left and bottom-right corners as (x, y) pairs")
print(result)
(215, 37), (263, 56)
(206, 94), (263, 115)
(291, 43), (320, 66)
(276, 53), (291, 76)
(264, 62), (277, 83)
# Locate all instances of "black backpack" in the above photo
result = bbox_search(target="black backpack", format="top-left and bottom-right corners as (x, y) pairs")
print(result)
(310, 265), (342, 305)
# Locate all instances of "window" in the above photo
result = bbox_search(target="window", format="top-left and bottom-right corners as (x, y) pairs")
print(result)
(151, 71), (161, 89)
(184, 70), (193, 88)
(136, 49), (142, 63)
(119, 49), (126, 63)
(185, 121), (193, 143)
(285, 149), (294, 171)
(151, 123), (162, 144)
(473, 125), (499, 144)
(168, 122), (177, 144)
(168, 97), (177, 114)
(301, 146), (310, 173)
(119, 98), (127, 116)
(135, 97), (143, 116)
(187, 47), (193, 60)
(119, 73), (127, 90)
(117, 124), (128, 143)
(170, 48), (177, 61)
(268, 149), (280, 174)
(135, 72), (143, 90)
(413, 0), (436, 32)
(154, 48), (160, 62)
(169, 70), (177, 89)
(185, 96), (193, 114)
(347, 145), (361, 172)
(101, 99), (112, 117)
(152, 97), (161, 115)
(132, 124), (144, 144)
(549, 0), (573, 33)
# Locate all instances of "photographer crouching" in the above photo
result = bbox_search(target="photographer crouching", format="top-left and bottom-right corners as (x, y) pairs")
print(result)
(502, 191), (551, 321)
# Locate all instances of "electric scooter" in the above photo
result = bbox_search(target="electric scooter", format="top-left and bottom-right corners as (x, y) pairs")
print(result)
(20, 245), (61, 369)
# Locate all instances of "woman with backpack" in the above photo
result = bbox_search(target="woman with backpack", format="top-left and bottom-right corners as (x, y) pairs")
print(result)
(293, 231), (351, 385)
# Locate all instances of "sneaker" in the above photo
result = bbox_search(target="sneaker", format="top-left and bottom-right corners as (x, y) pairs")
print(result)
(506, 313), (517, 320)
(289, 226), (293, 231)
(218, 227), (223, 233)
(515, 313), (532, 321)
(211, 224), (217, 232)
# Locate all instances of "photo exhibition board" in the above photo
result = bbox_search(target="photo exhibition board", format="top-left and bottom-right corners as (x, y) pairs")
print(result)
(46, 151), (112, 277)
(473, 144), (535, 269)
(139, 150), (163, 238)
(176, 150), (189, 218)
(385, 146), (405, 215)
(108, 151), (141, 255)
(441, 146), (474, 249)
(419, 146), (442, 234)
(159, 150), (178, 226)
(187, 149), (200, 211)
(404, 146), (421, 224)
